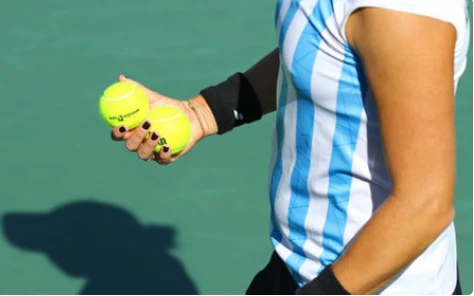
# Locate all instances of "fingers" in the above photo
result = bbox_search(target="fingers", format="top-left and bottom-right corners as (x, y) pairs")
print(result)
(155, 144), (173, 165)
(111, 122), (176, 165)
(118, 74), (148, 90)
(118, 74), (158, 100)
(135, 133), (175, 165)
(137, 131), (161, 161)
(110, 125), (133, 141)
(125, 121), (151, 152)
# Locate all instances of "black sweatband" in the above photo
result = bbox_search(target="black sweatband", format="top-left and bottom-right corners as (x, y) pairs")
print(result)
(200, 72), (263, 134)
(295, 265), (350, 295)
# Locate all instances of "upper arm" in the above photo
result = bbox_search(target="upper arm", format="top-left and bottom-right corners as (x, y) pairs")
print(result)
(346, 8), (456, 204)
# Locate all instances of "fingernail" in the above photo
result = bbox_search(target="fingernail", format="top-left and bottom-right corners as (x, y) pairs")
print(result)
(119, 126), (126, 133)
(142, 121), (151, 130)
(163, 146), (170, 153)
(151, 132), (159, 141)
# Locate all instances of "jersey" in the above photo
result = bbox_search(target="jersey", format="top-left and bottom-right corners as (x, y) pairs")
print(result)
(268, 0), (470, 294)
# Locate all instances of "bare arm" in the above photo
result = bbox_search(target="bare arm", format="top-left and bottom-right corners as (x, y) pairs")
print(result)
(111, 48), (280, 163)
(328, 8), (457, 294)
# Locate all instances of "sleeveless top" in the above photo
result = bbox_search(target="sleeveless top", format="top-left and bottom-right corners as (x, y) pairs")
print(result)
(269, 0), (470, 293)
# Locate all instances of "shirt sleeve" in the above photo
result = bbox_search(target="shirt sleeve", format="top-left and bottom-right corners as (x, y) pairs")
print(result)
(341, 0), (468, 44)
(340, 0), (470, 85)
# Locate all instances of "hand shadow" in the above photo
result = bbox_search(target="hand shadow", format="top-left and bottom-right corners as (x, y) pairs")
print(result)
(2, 200), (199, 295)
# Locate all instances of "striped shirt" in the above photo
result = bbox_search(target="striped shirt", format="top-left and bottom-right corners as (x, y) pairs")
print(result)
(268, 0), (470, 294)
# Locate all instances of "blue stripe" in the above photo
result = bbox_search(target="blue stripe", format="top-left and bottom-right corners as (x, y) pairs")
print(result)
(284, 0), (335, 286)
(274, 0), (284, 29)
(269, 71), (287, 244)
(318, 53), (368, 272)
(269, 0), (302, 244)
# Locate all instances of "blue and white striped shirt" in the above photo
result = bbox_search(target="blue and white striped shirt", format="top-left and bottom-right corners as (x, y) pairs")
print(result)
(268, 0), (469, 294)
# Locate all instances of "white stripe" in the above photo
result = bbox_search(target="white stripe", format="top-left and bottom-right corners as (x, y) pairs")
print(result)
(298, 6), (346, 280)
(273, 0), (319, 255)
(275, 239), (295, 262)
(268, 66), (283, 237)
(276, 0), (292, 38)
(149, 113), (183, 123)
(268, 66), (284, 194)
(273, 70), (298, 248)
(102, 84), (137, 102)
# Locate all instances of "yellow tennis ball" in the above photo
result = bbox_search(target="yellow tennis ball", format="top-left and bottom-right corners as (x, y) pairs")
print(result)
(99, 81), (149, 129)
(146, 106), (192, 155)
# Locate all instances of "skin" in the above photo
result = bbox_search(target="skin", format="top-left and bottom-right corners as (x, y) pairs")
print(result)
(110, 75), (217, 165)
(112, 6), (458, 294)
(331, 7), (457, 294)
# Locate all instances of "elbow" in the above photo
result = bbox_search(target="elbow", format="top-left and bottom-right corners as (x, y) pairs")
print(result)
(419, 191), (455, 234)
(428, 199), (455, 233)
(396, 184), (455, 234)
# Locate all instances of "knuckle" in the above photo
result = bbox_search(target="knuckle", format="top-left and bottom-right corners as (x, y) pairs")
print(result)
(143, 135), (158, 147)
(157, 155), (176, 166)
(125, 142), (137, 151)
(137, 151), (149, 161)
(110, 131), (121, 141)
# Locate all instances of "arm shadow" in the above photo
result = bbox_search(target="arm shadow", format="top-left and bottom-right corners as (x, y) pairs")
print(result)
(2, 199), (199, 295)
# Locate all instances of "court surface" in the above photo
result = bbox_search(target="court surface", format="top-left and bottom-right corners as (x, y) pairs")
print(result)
(0, 1), (472, 294)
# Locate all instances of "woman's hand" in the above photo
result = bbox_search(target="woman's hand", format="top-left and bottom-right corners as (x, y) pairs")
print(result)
(110, 74), (217, 165)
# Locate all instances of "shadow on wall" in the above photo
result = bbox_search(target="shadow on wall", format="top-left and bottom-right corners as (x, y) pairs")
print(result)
(2, 200), (199, 295)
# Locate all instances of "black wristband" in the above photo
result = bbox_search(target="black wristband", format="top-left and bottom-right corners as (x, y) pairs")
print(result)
(295, 265), (350, 295)
(199, 85), (236, 134)
(200, 72), (263, 134)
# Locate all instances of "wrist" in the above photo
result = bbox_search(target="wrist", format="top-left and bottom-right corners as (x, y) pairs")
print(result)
(296, 265), (350, 295)
(199, 72), (263, 134)
(186, 95), (218, 138)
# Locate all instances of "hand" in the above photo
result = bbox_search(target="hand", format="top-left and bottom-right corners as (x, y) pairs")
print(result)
(110, 74), (217, 165)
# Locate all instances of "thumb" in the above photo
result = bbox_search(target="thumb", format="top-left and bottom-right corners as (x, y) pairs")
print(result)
(118, 74), (162, 99)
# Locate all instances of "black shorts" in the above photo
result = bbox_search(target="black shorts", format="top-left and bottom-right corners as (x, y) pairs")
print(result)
(246, 252), (462, 295)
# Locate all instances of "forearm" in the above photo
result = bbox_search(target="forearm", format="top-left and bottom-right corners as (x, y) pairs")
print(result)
(324, 8), (459, 294)
(331, 193), (454, 294)
(199, 48), (280, 134)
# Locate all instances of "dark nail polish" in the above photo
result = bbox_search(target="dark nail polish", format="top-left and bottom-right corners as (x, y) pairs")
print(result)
(119, 126), (126, 133)
(142, 121), (151, 130)
(151, 132), (159, 141)
(163, 146), (170, 153)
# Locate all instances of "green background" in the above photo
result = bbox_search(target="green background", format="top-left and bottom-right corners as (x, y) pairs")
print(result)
(0, 0), (471, 294)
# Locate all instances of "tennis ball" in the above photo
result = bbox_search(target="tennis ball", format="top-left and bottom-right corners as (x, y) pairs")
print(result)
(99, 81), (149, 129)
(146, 106), (192, 155)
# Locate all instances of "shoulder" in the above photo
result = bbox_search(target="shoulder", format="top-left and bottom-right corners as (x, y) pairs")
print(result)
(339, 0), (468, 48)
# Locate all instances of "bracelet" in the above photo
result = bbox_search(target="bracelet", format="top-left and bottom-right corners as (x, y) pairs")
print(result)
(187, 99), (207, 137)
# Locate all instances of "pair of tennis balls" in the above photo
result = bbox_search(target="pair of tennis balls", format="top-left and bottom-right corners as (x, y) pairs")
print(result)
(99, 81), (191, 155)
